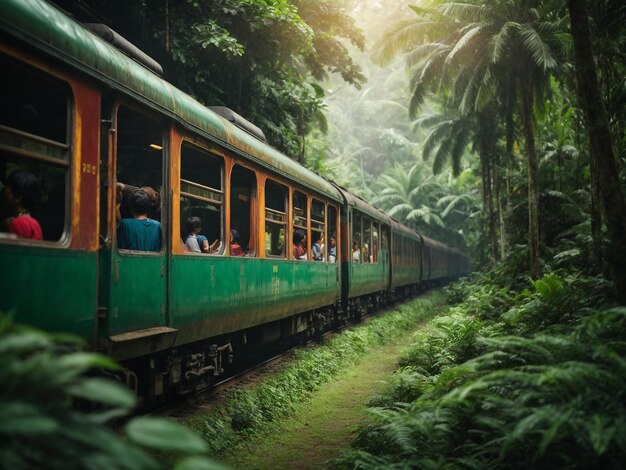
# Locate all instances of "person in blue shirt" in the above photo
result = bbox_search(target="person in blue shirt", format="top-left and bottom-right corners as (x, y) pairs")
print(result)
(312, 232), (325, 261)
(117, 189), (162, 252)
(328, 234), (337, 263)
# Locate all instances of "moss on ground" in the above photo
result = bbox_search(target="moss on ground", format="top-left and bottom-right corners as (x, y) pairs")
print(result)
(189, 291), (448, 468)
(226, 340), (404, 469)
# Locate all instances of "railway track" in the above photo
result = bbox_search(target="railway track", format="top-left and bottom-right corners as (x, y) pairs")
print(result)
(149, 312), (376, 419)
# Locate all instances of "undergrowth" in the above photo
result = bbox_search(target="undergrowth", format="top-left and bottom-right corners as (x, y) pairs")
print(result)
(0, 315), (222, 470)
(336, 269), (624, 469)
(189, 291), (447, 457)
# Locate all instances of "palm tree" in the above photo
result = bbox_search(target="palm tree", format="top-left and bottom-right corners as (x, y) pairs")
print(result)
(373, 0), (566, 278)
(415, 100), (503, 264)
(372, 163), (445, 233)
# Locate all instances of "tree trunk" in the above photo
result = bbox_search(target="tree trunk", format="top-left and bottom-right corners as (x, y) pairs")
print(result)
(520, 82), (541, 280)
(589, 149), (603, 273)
(494, 151), (506, 259)
(569, 0), (626, 300)
(478, 109), (499, 265)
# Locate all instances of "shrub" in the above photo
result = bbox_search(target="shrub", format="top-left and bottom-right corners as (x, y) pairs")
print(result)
(336, 307), (626, 469)
(0, 314), (223, 470)
(399, 309), (488, 375)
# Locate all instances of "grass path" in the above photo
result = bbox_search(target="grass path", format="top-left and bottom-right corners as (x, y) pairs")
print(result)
(224, 330), (418, 469)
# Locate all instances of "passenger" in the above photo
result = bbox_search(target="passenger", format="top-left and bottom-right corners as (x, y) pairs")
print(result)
(352, 241), (360, 262)
(328, 235), (337, 263)
(115, 182), (125, 223)
(292, 229), (307, 260)
(140, 186), (161, 220)
(117, 189), (162, 251)
(312, 232), (325, 261)
(230, 229), (244, 256)
(184, 216), (202, 253)
(185, 216), (220, 254)
(0, 170), (43, 240)
(363, 242), (370, 263)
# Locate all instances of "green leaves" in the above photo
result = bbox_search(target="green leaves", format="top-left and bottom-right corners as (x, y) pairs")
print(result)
(339, 272), (625, 469)
(0, 314), (221, 469)
(0, 402), (58, 435)
(126, 417), (209, 453)
(66, 377), (136, 408)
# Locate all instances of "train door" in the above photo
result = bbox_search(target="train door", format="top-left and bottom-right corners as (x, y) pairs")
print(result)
(104, 105), (168, 335)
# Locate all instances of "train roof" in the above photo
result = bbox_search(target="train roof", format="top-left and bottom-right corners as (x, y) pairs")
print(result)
(389, 219), (422, 241)
(421, 234), (460, 253)
(0, 0), (342, 202)
(333, 185), (392, 224)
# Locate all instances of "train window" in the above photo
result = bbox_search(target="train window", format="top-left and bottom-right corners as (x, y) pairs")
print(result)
(352, 212), (360, 263)
(230, 165), (256, 257)
(0, 54), (71, 243)
(293, 190), (308, 260)
(363, 218), (371, 263)
(328, 205), (337, 263)
(265, 179), (286, 258)
(311, 199), (325, 262)
(293, 191), (308, 231)
(115, 106), (164, 252)
(180, 142), (223, 254)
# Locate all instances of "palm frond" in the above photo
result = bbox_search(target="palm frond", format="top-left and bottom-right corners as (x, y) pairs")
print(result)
(423, 120), (455, 161)
(489, 22), (519, 64)
(372, 19), (445, 66)
(433, 136), (454, 174)
(446, 25), (482, 66)
(450, 124), (471, 176)
(405, 43), (450, 69)
(518, 25), (557, 71)
(438, 2), (489, 22)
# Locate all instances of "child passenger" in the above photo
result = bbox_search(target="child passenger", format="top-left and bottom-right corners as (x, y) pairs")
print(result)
(293, 229), (307, 260)
(185, 216), (219, 253)
(312, 232), (325, 261)
(230, 229), (244, 256)
(1, 170), (43, 240)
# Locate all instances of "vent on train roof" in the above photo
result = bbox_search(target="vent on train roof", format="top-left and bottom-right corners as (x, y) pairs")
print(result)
(209, 106), (267, 143)
(84, 23), (164, 77)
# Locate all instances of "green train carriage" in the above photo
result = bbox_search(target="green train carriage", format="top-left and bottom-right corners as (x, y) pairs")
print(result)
(0, 0), (347, 398)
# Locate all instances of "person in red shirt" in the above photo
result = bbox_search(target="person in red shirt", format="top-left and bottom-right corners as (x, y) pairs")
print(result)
(292, 229), (306, 260)
(230, 229), (244, 256)
(1, 170), (43, 240)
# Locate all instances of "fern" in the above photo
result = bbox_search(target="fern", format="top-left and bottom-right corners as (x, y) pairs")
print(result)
(339, 281), (625, 469)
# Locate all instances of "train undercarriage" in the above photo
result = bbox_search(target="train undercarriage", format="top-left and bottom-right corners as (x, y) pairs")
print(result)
(115, 286), (426, 405)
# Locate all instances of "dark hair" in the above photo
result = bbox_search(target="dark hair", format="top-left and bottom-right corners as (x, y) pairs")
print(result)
(128, 189), (152, 216)
(313, 231), (323, 243)
(185, 216), (201, 236)
(7, 170), (42, 209)
(230, 229), (240, 243)
(293, 229), (305, 245)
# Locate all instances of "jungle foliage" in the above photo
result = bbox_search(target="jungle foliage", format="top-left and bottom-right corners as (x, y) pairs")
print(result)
(50, 0), (366, 161)
(361, 0), (626, 293)
(335, 266), (623, 469)
(0, 315), (223, 470)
